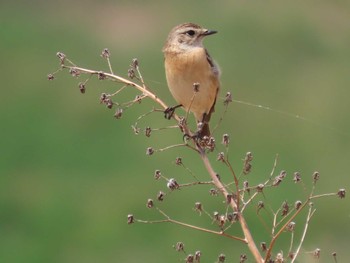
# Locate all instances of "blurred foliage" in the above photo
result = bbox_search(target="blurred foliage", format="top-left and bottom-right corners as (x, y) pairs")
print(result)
(0, 0), (349, 262)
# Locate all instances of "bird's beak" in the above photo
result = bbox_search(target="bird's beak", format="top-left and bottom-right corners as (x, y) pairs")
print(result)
(202, 29), (218, 36)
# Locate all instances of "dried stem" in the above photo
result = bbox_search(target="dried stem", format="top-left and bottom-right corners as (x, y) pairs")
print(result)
(291, 205), (316, 263)
(199, 152), (263, 263)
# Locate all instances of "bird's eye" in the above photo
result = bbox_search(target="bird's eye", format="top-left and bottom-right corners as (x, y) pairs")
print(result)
(186, 30), (195, 36)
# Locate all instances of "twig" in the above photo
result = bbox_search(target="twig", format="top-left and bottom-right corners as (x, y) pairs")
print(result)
(291, 205), (316, 263)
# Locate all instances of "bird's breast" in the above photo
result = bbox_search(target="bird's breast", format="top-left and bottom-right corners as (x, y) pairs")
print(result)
(164, 48), (219, 119)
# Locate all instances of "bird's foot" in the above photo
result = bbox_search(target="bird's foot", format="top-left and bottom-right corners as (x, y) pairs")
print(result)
(164, 104), (182, 120)
(164, 107), (176, 120)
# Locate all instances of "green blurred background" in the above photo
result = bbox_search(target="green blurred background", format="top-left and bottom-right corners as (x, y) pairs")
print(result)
(1, 0), (349, 262)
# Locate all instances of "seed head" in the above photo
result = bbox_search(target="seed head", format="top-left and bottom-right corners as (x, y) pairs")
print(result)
(56, 51), (66, 64)
(167, 178), (180, 190)
(98, 71), (106, 80)
(281, 201), (289, 216)
(127, 214), (134, 224)
(217, 152), (225, 162)
(194, 251), (201, 261)
(194, 202), (202, 213)
(227, 212), (239, 222)
(257, 201), (264, 213)
(128, 68), (135, 79)
(256, 184), (264, 192)
(313, 248), (321, 259)
(209, 188), (218, 196)
(218, 253), (226, 262)
(154, 170), (161, 180)
(312, 171), (320, 183)
(337, 189), (346, 199)
(174, 241), (184, 252)
(286, 222), (296, 232)
(69, 67), (80, 77)
(293, 172), (301, 183)
(157, 191), (165, 201)
(260, 242), (267, 252)
(145, 126), (152, 137)
(146, 147), (154, 155)
(131, 58), (139, 68)
(114, 108), (123, 119)
(186, 254), (194, 263)
(146, 199), (154, 208)
(222, 134), (230, 146)
(101, 48), (110, 58)
(294, 200), (302, 210)
(240, 254), (247, 263)
(47, 74), (54, 80)
(175, 157), (182, 165)
(224, 91), (233, 105)
(78, 82), (86, 94)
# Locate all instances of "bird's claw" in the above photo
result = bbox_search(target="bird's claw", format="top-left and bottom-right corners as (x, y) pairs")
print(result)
(164, 107), (176, 120)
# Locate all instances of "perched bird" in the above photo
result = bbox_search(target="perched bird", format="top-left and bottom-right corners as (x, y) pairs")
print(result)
(163, 22), (220, 137)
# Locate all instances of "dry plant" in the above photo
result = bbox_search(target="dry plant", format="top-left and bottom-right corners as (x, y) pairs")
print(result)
(49, 49), (346, 263)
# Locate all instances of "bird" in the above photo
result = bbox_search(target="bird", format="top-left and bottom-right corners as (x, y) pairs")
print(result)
(162, 22), (220, 137)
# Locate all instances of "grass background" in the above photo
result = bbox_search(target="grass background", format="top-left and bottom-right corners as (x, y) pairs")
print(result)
(1, 0), (349, 262)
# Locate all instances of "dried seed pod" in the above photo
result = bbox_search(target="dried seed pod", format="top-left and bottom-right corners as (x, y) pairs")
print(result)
(101, 48), (110, 58)
(281, 201), (289, 216)
(174, 241), (184, 252)
(293, 172), (301, 183)
(131, 58), (139, 68)
(78, 82), (86, 94)
(146, 147), (154, 155)
(146, 199), (154, 208)
(337, 189), (346, 199)
(286, 222), (296, 232)
(47, 74), (54, 80)
(224, 91), (232, 105)
(186, 254), (194, 263)
(213, 211), (219, 221)
(312, 171), (320, 183)
(275, 252), (284, 263)
(154, 170), (161, 180)
(240, 254), (247, 263)
(209, 188), (218, 196)
(114, 108), (123, 119)
(157, 191), (165, 201)
(69, 67), (80, 77)
(98, 71), (106, 80)
(257, 201), (264, 213)
(218, 253), (226, 262)
(194, 251), (201, 261)
(222, 134), (230, 146)
(294, 200), (302, 210)
(127, 214), (134, 224)
(194, 202), (202, 213)
(260, 242), (267, 252)
(167, 178), (180, 190)
(128, 68), (135, 79)
(256, 184), (264, 192)
(313, 248), (321, 259)
(217, 152), (225, 162)
(243, 181), (250, 194)
(56, 51), (66, 64)
(145, 126), (152, 137)
(175, 157), (182, 165)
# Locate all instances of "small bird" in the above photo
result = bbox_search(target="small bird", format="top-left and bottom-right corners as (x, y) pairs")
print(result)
(163, 23), (220, 137)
